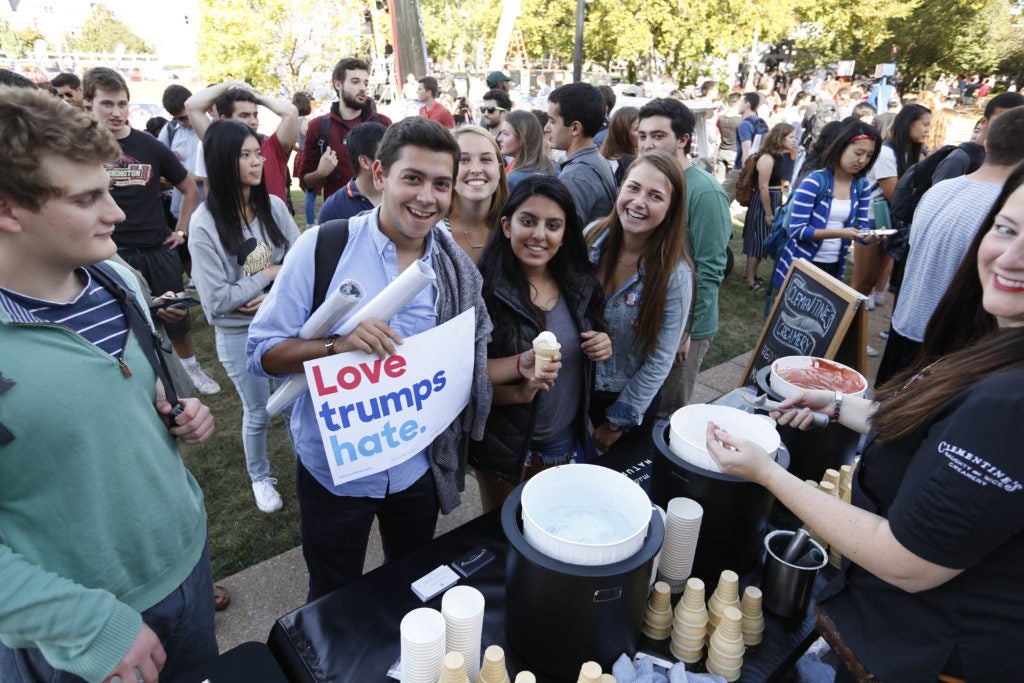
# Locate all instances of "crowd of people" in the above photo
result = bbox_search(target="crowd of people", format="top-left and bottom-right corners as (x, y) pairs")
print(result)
(1, 53), (1022, 683)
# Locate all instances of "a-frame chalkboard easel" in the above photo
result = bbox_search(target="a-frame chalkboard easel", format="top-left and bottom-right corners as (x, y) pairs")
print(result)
(741, 259), (869, 387)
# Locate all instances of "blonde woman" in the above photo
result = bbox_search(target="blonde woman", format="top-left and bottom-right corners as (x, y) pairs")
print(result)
(446, 126), (510, 262)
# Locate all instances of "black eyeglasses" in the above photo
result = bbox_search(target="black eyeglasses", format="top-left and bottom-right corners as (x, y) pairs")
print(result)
(479, 106), (506, 114)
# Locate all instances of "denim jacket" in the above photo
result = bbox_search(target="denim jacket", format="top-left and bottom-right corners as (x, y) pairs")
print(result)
(589, 233), (692, 427)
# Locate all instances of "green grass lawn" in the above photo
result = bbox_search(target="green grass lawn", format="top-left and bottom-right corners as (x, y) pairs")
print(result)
(188, 193), (764, 580)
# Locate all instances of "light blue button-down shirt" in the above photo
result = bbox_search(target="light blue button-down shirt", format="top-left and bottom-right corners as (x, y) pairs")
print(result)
(247, 208), (437, 497)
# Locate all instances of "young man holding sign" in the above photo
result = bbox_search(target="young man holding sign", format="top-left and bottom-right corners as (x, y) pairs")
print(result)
(248, 118), (492, 599)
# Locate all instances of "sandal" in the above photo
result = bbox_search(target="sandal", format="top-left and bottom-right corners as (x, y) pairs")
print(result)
(747, 280), (766, 292)
(214, 584), (231, 611)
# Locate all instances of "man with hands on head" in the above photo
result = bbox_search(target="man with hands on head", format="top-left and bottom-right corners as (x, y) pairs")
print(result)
(0, 86), (217, 683)
(185, 79), (299, 203)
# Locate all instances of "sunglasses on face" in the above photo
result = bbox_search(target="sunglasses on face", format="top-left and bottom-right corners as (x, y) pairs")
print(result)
(479, 106), (506, 114)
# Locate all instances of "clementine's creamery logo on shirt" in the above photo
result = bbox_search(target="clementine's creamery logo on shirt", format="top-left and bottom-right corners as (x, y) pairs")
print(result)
(938, 441), (1023, 492)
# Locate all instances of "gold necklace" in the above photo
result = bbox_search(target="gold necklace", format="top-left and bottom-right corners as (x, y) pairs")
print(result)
(446, 218), (486, 249)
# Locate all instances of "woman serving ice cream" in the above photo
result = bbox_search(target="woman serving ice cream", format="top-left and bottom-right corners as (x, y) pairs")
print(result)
(705, 165), (1024, 682)
(469, 177), (611, 512)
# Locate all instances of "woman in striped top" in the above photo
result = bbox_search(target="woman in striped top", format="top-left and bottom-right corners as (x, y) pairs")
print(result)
(771, 121), (881, 290)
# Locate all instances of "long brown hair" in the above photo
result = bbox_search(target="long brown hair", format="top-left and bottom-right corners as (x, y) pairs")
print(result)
(873, 162), (1024, 441)
(760, 122), (795, 158)
(586, 150), (692, 355)
(600, 106), (638, 161)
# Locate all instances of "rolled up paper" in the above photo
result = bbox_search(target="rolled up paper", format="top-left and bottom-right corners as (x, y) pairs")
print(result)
(267, 261), (436, 416)
(266, 280), (365, 416)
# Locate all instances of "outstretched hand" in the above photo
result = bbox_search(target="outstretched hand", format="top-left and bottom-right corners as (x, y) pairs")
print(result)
(705, 422), (777, 485)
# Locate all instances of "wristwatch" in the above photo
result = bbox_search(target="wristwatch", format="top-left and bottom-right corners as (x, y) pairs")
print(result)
(830, 390), (844, 423)
(175, 230), (187, 239)
(324, 334), (339, 355)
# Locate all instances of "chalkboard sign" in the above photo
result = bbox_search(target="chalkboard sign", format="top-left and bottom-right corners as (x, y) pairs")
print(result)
(742, 259), (867, 386)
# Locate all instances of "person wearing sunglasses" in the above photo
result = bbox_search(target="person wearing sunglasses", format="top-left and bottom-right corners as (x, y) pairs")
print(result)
(51, 72), (83, 109)
(479, 88), (512, 138)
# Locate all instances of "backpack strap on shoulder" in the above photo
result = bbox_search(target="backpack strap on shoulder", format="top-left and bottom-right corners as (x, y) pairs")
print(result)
(86, 262), (183, 413)
(312, 219), (350, 313)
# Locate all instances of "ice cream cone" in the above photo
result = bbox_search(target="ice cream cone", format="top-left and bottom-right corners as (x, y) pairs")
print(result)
(532, 331), (560, 377)
(671, 630), (706, 650)
(650, 581), (672, 612)
(821, 468), (840, 488)
(600, 676), (617, 683)
(669, 640), (704, 664)
(513, 674), (535, 683)
(680, 577), (706, 612)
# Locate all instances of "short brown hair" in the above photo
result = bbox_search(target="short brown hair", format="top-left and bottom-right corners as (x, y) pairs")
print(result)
(83, 66), (130, 101)
(377, 117), (459, 177)
(0, 86), (121, 211)
(418, 76), (439, 98)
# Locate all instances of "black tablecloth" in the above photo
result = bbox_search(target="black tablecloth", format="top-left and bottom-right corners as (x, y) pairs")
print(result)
(267, 388), (820, 682)
(171, 641), (291, 683)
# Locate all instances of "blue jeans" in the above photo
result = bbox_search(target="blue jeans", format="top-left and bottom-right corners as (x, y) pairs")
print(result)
(0, 541), (218, 682)
(304, 190), (318, 226)
(215, 326), (273, 481)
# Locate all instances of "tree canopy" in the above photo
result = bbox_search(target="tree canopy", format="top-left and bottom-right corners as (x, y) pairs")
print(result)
(64, 3), (154, 54)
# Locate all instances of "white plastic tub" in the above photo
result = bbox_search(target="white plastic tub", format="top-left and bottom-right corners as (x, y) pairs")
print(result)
(669, 404), (781, 473)
(520, 464), (652, 566)
(770, 356), (867, 400)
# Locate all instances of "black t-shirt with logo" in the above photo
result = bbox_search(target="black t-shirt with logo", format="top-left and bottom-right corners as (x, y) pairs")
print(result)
(818, 367), (1024, 682)
(107, 128), (188, 249)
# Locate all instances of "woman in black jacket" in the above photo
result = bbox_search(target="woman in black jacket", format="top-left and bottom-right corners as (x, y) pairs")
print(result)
(469, 176), (611, 512)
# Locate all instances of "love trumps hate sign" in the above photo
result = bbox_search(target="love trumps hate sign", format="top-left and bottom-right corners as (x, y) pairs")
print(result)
(303, 309), (475, 486)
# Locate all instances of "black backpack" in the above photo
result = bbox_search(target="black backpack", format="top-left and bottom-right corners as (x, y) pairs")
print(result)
(889, 143), (985, 224)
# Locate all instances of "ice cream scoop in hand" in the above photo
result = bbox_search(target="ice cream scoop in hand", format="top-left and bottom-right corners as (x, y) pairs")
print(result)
(705, 422), (779, 485)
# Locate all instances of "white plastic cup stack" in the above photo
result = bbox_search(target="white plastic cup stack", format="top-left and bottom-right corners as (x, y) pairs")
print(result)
(441, 585), (486, 681)
(399, 607), (446, 683)
(657, 497), (704, 593)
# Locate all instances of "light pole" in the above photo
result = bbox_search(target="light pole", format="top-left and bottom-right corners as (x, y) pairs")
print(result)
(572, 0), (584, 82)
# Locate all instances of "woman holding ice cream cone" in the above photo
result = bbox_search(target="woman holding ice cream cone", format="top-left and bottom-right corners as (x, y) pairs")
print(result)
(705, 164), (1024, 683)
(585, 150), (693, 455)
(469, 176), (611, 512)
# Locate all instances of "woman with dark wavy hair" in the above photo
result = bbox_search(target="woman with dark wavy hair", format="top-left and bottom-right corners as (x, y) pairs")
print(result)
(189, 119), (300, 513)
(469, 176), (610, 511)
(707, 161), (1024, 683)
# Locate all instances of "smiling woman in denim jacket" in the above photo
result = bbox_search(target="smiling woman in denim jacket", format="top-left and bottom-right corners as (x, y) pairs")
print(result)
(585, 150), (694, 455)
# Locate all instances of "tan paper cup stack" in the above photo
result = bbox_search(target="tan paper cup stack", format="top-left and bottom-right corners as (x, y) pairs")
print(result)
(740, 586), (765, 646)
(642, 581), (674, 640)
(477, 645), (511, 683)
(439, 651), (470, 683)
(400, 607), (447, 683)
(670, 577), (708, 663)
(577, 661), (602, 683)
(707, 570), (740, 635)
(532, 331), (560, 377)
(657, 497), (703, 593)
(706, 606), (745, 682)
(441, 586), (486, 681)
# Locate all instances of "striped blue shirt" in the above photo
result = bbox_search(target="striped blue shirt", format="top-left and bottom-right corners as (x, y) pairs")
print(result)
(0, 269), (129, 357)
(771, 169), (871, 289)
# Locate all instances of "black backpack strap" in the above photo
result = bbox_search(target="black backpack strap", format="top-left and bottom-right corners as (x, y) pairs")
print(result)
(86, 263), (183, 413)
(959, 142), (986, 172)
(316, 115), (332, 156)
(312, 219), (350, 313)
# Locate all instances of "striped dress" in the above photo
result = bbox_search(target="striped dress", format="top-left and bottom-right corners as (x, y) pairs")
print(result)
(742, 153), (787, 258)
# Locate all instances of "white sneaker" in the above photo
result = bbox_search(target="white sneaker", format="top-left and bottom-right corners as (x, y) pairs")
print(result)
(873, 290), (887, 306)
(252, 478), (283, 513)
(863, 297), (876, 311)
(879, 330), (890, 340)
(185, 363), (221, 395)
(867, 345), (880, 357)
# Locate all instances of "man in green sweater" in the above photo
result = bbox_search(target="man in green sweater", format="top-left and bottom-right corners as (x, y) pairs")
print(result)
(0, 87), (217, 682)
(636, 98), (732, 412)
